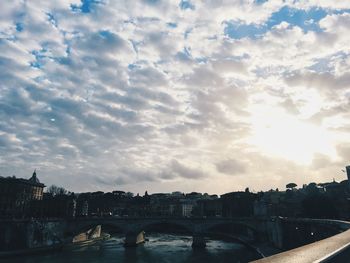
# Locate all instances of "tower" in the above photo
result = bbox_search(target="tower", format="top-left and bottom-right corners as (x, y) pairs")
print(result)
(29, 169), (40, 184)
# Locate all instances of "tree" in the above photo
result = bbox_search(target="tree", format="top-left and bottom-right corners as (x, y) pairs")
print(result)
(126, 192), (134, 198)
(47, 185), (68, 196)
(286, 183), (297, 190)
(301, 194), (338, 218)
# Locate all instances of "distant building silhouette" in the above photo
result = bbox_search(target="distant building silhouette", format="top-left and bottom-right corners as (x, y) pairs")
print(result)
(30, 192), (77, 218)
(0, 170), (45, 218)
(221, 191), (257, 217)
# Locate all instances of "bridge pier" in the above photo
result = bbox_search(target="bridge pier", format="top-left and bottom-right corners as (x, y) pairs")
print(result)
(124, 231), (146, 247)
(72, 225), (101, 243)
(266, 217), (284, 249)
(192, 233), (206, 249)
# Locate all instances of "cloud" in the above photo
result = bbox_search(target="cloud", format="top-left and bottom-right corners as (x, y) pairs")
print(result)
(0, 1), (349, 194)
(307, 101), (350, 125)
(311, 153), (333, 170)
(280, 97), (300, 115)
(285, 71), (350, 93)
(216, 159), (246, 175)
(161, 159), (205, 180)
(337, 144), (350, 163)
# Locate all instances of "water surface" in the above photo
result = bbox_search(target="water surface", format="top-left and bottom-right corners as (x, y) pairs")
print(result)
(0, 234), (259, 263)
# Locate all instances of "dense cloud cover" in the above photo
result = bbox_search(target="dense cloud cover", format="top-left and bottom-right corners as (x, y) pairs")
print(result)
(0, 0), (349, 193)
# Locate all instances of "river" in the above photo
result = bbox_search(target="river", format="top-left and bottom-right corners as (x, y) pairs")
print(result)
(0, 234), (260, 263)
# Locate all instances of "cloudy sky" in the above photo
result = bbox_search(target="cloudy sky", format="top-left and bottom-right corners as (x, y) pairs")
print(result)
(0, 0), (349, 194)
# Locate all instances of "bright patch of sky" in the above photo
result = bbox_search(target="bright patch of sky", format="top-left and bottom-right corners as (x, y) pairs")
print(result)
(179, 0), (195, 10)
(47, 13), (58, 28)
(255, 0), (268, 4)
(225, 6), (350, 39)
(71, 0), (104, 13)
(15, 23), (23, 32)
(167, 22), (177, 28)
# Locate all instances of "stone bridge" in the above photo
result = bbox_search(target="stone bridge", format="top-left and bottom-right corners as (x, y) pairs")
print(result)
(1, 216), (349, 260)
(0, 216), (270, 251)
(65, 217), (266, 247)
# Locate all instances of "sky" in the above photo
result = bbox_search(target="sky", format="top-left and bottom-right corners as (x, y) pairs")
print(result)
(0, 0), (349, 194)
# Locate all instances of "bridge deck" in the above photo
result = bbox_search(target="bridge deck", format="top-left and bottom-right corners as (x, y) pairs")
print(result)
(252, 228), (350, 263)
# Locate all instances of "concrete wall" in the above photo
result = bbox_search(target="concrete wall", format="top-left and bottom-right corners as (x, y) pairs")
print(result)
(0, 220), (65, 251)
(0, 221), (104, 251)
(261, 218), (347, 251)
(264, 217), (284, 249)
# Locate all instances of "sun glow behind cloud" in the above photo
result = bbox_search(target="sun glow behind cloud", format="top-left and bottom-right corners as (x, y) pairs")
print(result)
(249, 106), (336, 165)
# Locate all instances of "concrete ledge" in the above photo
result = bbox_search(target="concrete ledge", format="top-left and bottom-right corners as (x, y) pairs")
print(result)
(251, 228), (350, 263)
(283, 218), (350, 231)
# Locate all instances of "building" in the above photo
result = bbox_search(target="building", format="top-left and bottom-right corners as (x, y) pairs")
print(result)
(346, 166), (350, 189)
(171, 199), (196, 217)
(80, 200), (89, 216)
(0, 170), (45, 218)
(181, 202), (193, 217)
(221, 191), (257, 217)
(196, 199), (222, 217)
(31, 193), (77, 218)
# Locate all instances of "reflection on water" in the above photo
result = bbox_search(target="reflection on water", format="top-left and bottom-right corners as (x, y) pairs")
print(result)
(0, 234), (259, 263)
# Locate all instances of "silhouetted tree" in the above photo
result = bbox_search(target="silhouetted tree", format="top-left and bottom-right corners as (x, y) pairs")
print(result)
(47, 185), (68, 196)
(305, 183), (319, 194)
(286, 183), (297, 190)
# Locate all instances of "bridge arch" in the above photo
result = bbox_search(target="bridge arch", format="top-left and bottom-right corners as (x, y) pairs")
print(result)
(128, 219), (206, 248)
(203, 220), (258, 231)
(67, 221), (125, 239)
(131, 219), (194, 235)
(202, 221), (260, 240)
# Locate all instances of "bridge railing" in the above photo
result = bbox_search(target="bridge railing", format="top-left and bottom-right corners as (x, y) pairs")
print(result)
(252, 218), (350, 263)
(283, 217), (350, 231)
